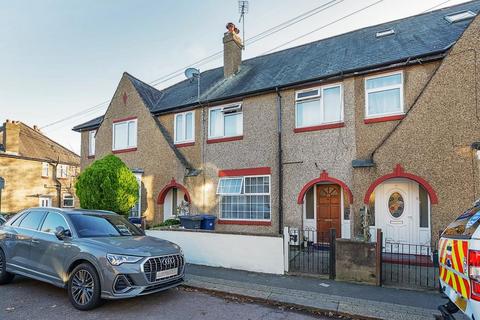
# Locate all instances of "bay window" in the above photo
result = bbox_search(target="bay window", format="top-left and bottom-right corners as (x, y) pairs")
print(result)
(174, 111), (195, 144)
(217, 175), (271, 221)
(209, 104), (243, 139)
(365, 71), (404, 118)
(295, 84), (343, 129)
(112, 118), (137, 151)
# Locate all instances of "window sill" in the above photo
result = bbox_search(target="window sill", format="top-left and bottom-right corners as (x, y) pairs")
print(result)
(87, 155), (95, 159)
(174, 142), (195, 148)
(218, 219), (272, 226)
(112, 147), (137, 154)
(207, 136), (243, 144)
(294, 122), (344, 133)
(41, 176), (49, 179)
(364, 114), (405, 124)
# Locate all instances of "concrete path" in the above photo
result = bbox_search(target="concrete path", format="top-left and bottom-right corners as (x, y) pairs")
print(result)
(184, 264), (468, 320)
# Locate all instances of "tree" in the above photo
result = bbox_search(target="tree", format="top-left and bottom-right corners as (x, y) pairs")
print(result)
(75, 155), (138, 216)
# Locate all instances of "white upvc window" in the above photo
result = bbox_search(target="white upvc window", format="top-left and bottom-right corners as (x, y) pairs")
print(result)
(56, 164), (69, 178)
(217, 175), (271, 221)
(208, 103), (243, 139)
(365, 71), (404, 118)
(174, 111), (195, 144)
(41, 162), (49, 178)
(62, 194), (74, 208)
(88, 130), (96, 156)
(112, 118), (137, 151)
(295, 83), (343, 128)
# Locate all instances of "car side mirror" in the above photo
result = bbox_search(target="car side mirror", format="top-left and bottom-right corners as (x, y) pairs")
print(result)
(55, 226), (72, 240)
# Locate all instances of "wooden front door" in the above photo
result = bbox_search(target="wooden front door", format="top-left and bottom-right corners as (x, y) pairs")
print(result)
(316, 184), (341, 239)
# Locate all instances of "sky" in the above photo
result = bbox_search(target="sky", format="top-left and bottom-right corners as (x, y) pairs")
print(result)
(0, 0), (470, 154)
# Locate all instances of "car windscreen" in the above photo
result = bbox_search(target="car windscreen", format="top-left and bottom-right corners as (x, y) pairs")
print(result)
(69, 214), (144, 238)
(442, 205), (480, 239)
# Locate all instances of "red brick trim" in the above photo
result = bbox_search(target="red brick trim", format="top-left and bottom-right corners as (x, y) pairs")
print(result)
(363, 164), (438, 204)
(364, 114), (405, 124)
(87, 155), (95, 159)
(219, 167), (271, 177)
(157, 179), (191, 205)
(297, 170), (353, 204)
(174, 142), (195, 148)
(218, 220), (271, 226)
(113, 116), (137, 123)
(207, 136), (243, 144)
(112, 147), (137, 154)
(294, 122), (344, 133)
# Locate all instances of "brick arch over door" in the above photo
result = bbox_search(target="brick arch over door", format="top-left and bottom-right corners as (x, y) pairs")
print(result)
(363, 164), (438, 205)
(297, 170), (353, 205)
(157, 179), (191, 204)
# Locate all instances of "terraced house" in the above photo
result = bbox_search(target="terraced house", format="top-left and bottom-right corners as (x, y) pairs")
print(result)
(0, 120), (80, 214)
(73, 1), (480, 247)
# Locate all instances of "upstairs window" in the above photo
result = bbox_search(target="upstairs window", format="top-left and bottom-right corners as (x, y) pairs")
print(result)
(174, 111), (195, 144)
(62, 194), (74, 208)
(88, 130), (96, 156)
(217, 175), (271, 221)
(365, 71), (404, 118)
(295, 84), (343, 129)
(209, 104), (243, 139)
(42, 162), (49, 178)
(112, 118), (137, 151)
(56, 164), (69, 178)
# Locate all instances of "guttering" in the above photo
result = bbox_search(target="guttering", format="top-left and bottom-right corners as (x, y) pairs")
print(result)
(151, 49), (451, 117)
(276, 87), (283, 235)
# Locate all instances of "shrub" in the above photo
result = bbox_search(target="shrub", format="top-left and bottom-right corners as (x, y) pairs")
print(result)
(75, 155), (138, 216)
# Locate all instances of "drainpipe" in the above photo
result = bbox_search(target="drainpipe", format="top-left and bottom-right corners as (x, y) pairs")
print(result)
(53, 158), (62, 207)
(276, 87), (283, 235)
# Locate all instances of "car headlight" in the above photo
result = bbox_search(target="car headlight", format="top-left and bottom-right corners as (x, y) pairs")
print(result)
(106, 254), (142, 266)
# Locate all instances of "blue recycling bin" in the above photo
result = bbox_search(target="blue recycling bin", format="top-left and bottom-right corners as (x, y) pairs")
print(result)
(200, 215), (217, 230)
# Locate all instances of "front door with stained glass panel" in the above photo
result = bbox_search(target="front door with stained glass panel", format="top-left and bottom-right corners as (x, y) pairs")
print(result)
(316, 184), (341, 240)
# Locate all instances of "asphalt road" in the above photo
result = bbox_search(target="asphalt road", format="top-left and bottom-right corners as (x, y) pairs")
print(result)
(0, 277), (332, 320)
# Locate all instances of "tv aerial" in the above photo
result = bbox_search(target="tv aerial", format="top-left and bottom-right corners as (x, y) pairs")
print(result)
(238, 0), (249, 50)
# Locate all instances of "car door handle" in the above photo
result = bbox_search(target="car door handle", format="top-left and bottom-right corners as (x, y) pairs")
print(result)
(31, 239), (40, 244)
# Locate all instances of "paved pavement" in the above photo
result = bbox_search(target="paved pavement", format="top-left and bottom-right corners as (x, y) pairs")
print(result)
(185, 264), (469, 320)
(0, 276), (335, 320)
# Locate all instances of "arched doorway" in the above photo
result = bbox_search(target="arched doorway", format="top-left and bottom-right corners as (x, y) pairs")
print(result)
(157, 179), (191, 221)
(298, 171), (353, 240)
(364, 164), (437, 247)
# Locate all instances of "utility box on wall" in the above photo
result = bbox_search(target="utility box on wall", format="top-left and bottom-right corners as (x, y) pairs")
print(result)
(335, 239), (378, 285)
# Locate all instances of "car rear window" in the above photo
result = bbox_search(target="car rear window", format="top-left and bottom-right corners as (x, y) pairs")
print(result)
(442, 205), (480, 238)
(69, 214), (143, 238)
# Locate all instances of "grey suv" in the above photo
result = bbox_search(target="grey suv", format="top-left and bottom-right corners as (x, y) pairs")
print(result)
(0, 208), (185, 310)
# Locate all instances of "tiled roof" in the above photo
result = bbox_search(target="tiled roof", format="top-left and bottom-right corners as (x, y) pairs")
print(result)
(2, 122), (80, 165)
(73, 1), (480, 132)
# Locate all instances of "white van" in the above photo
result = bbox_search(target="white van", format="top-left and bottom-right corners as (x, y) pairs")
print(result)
(439, 202), (480, 319)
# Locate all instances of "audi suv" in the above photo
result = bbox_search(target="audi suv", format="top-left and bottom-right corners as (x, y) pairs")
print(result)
(0, 208), (185, 310)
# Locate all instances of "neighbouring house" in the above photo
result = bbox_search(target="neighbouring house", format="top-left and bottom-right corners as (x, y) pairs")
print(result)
(73, 1), (480, 247)
(0, 120), (80, 214)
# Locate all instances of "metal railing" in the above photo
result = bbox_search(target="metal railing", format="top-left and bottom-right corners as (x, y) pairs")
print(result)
(287, 227), (336, 278)
(381, 241), (439, 290)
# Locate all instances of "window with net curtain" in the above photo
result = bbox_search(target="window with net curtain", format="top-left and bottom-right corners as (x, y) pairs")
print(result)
(217, 176), (271, 220)
(295, 84), (343, 128)
(365, 72), (403, 118)
(174, 111), (194, 143)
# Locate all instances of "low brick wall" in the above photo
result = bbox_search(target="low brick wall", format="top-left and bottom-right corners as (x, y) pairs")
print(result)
(335, 239), (377, 285)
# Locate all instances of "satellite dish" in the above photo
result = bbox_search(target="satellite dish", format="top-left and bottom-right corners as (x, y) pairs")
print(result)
(184, 68), (200, 80)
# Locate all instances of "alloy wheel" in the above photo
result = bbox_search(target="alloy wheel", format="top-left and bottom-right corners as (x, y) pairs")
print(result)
(71, 269), (94, 305)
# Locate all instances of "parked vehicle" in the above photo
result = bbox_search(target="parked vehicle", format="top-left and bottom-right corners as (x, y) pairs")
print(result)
(0, 208), (185, 310)
(438, 201), (480, 319)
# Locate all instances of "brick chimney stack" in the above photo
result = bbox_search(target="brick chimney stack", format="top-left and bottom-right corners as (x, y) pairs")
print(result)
(223, 22), (243, 78)
(3, 120), (20, 155)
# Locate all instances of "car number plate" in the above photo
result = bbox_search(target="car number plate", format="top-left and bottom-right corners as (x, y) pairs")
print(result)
(156, 268), (178, 280)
